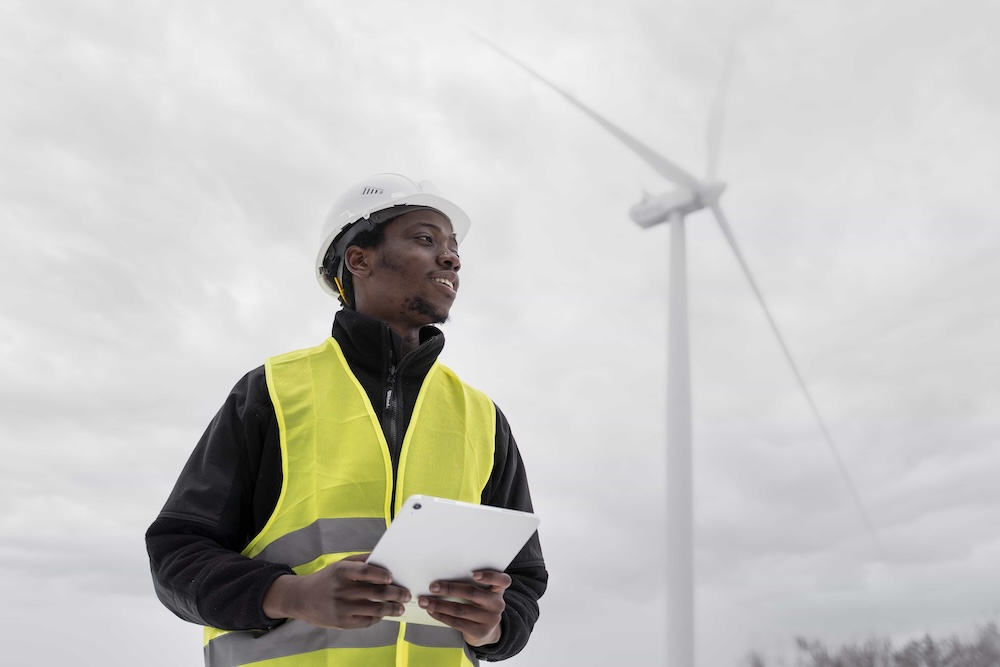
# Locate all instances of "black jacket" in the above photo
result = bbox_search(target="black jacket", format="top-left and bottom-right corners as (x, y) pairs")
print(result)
(146, 309), (547, 661)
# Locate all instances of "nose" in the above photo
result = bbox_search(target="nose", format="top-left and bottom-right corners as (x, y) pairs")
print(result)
(439, 248), (461, 271)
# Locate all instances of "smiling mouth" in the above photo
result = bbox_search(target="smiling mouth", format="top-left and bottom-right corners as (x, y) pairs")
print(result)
(431, 277), (456, 292)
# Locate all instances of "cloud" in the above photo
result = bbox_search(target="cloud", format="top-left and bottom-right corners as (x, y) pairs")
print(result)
(2, 1), (999, 666)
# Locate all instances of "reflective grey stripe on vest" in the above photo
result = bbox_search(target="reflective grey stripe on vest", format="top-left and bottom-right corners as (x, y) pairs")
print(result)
(206, 619), (398, 666)
(227, 518), (479, 666)
(253, 517), (386, 567)
(206, 620), (479, 667)
(405, 624), (480, 665)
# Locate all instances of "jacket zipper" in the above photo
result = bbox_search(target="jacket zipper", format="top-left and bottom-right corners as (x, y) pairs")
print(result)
(385, 362), (398, 448)
(385, 359), (399, 517)
(383, 335), (430, 517)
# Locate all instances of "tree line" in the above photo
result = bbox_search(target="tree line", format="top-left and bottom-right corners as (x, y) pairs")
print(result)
(745, 622), (1000, 666)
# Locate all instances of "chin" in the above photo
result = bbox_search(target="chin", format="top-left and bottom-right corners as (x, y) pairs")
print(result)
(426, 310), (451, 325)
(407, 296), (451, 324)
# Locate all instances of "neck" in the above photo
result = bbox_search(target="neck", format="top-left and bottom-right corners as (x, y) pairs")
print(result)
(333, 309), (445, 380)
(394, 326), (421, 356)
(352, 307), (423, 356)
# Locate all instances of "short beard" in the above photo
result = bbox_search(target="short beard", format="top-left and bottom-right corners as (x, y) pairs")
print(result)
(404, 296), (449, 324)
(376, 254), (450, 324)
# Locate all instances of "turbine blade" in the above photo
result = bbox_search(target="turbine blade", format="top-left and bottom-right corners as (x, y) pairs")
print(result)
(706, 39), (736, 181)
(474, 33), (702, 192)
(710, 202), (884, 558)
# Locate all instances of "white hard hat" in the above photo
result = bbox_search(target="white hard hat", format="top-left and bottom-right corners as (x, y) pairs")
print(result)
(315, 173), (471, 299)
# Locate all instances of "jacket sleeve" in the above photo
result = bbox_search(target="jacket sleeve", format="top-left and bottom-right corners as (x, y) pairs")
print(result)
(473, 405), (548, 662)
(145, 368), (293, 631)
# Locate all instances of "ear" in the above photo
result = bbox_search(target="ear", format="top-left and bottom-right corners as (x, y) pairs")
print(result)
(343, 245), (372, 278)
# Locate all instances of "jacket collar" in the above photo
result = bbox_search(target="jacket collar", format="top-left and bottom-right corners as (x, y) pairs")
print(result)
(331, 308), (445, 380)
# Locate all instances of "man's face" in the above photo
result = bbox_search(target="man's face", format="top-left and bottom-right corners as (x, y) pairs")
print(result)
(356, 209), (461, 328)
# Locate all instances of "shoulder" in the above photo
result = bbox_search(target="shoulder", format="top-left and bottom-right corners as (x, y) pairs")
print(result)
(492, 402), (516, 450)
(226, 365), (271, 415)
(434, 362), (490, 397)
(434, 363), (499, 416)
(266, 338), (339, 367)
(430, 367), (526, 466)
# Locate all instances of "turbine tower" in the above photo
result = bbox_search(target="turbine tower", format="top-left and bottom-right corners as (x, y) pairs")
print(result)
(477, 37), (882, 667)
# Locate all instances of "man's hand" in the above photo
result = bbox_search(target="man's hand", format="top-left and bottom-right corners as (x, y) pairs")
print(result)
(262, 554), (411, 629)
(418, 569), (511, 647)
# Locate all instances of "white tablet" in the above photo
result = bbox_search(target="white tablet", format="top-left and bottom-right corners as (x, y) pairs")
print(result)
(366, 494), (540, 627)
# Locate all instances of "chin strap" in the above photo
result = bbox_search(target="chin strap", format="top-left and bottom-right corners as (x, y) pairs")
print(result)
(333, 276), (348, 305)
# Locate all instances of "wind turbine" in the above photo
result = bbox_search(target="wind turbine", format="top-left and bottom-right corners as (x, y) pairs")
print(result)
(476, 36), (883, 667)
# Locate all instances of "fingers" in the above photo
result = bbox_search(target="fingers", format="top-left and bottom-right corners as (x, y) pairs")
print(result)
(472, 570), (512, 592)
(338, 558), (395, 586)
(424, 581), (501, 606)
(332, 559), (413, 604)
(417, 573), (508, 642)
(336, 553), (398, 587)
(364, 582), (412, 604)
(334, 559), (411, 604)
(418, 590), (504, 647)
(419, 595), (496, 623)
(420, 570), (510, 610)
(343, 599), (407, 621)
(324, 600), (403, 629)
(341, 553), (369, 561)
(328, 567), (411, 606)
(292, 559), (413, 628)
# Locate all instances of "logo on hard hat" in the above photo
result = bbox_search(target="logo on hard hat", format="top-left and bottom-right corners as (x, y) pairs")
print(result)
(361, 187), (384, 196)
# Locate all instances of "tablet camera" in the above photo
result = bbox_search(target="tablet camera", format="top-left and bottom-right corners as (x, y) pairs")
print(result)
(413, 503), (422, 510)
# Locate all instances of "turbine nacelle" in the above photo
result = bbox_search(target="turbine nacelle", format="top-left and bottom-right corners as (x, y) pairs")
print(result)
(629, 180), (727, 228)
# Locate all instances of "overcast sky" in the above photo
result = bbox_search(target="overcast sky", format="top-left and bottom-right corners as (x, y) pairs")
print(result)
(2, 1), (999, 665)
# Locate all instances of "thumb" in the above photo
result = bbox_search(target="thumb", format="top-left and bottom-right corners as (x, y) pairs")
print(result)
(341, 553), (371, 563)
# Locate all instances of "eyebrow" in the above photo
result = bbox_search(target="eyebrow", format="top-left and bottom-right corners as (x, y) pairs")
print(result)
(410, 221), (457, 239)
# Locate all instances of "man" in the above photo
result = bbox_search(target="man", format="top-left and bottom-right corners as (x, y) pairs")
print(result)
(146, 173), (547, 666)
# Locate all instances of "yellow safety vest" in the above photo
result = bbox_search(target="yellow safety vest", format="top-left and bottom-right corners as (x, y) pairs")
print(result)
(203, 338), (497, 667)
